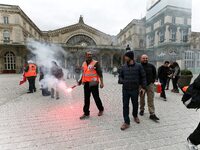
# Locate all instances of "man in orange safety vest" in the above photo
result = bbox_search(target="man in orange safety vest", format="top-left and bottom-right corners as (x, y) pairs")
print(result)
(24, 60), (38, 93)
(78, 51), (104, 119)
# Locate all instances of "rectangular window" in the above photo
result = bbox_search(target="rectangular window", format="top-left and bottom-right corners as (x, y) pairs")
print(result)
(160, 19), (164, 26)
(182, 30), (188, 42)
(3, 30), (10, 43)
(160, 31), (164, 43)
(3, 16), (9, 24)
(151, 26), (154, 31)
(150, 36), (154, 47)
(172, 17), (176, 24)
(184, 18), (187, 25)
(171, 30), (176, 42)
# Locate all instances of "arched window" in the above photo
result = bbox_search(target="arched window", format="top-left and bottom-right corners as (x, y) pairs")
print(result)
(66, 34), (96, 46)
(4, 51), (16, 70)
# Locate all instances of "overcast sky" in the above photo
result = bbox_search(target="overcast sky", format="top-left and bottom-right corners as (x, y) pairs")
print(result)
(1, 0), (200, 35)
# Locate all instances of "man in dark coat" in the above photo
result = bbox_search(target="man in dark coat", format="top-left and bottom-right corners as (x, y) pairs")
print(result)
(157, 61), (170, 101)
(186, 74), (200, 150)
(139, 54), (159, 121)
(118, 51), (147, 130)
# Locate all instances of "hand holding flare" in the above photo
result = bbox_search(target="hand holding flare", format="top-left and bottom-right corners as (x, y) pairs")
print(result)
(67, 85), (77, 93)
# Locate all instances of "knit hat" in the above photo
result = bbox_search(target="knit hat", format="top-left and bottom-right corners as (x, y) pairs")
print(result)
(124, 51), (134, 60)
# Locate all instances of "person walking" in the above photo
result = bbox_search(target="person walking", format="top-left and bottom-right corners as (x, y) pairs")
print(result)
(24, 60), (38, 93)
(39, 65), (51, 96)
(139, 54), (159, 121)
(157, 61), (170, 101)
(182, 74), (200, 150)
(78, 51), (104, 119)
(118, 51), (146, 130)
(166, 63), (173, 90)
(171, 62), (180, 93)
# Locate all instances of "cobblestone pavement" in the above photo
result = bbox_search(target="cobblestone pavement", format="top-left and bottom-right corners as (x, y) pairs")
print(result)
(0, 74), (199, 150)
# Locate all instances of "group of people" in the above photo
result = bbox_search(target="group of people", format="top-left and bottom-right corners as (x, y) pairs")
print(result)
(22, 50), (199, 150)
(23, 60), (64, 99)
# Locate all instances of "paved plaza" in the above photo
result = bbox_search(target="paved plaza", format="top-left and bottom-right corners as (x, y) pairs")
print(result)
(0, 73), (199, 150)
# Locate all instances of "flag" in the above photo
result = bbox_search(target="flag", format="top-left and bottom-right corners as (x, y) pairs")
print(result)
(19, 72), (26, 85)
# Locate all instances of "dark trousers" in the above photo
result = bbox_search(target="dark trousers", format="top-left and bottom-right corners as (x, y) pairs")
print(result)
(122, 89), (139, 125)
(172, 76), (179, 90)
(166, 77), (171, 89)
(42, 88), (50, 96)
(160, 79), (167, 99)
(189, 122), (200, 145)
(27, 77), (36, 92)
(83, 82), (104, 116)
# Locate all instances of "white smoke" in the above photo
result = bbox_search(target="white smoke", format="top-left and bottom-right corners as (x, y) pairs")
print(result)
(26, 39), (76, 98)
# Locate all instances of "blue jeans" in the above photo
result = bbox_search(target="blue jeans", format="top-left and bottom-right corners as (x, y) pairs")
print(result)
(122, 89), (139, 124)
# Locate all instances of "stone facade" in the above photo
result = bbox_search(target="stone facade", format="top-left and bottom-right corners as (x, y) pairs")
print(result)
(117, 18), (146, 50)
(1, 2), (200, 74)
(0, 4), (123, 73)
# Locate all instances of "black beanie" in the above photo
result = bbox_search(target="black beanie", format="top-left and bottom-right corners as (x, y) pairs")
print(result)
(124, 51), (134, 60)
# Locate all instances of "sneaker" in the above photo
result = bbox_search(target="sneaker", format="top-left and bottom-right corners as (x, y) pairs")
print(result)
(98, 111), (104, 116)
(139, 110), (144, 116)
(187, 138), (198, 150)
(27, 91), (33, 94)
(80, 114), (89, 120)
(134, 117), (140, 124)
(120, 123), (130, 130)
(149, 114), (160, 121)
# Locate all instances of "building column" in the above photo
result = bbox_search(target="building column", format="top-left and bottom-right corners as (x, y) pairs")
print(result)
(100, 55), (103, 67)
(110, 54), (114, 68)
(121, 55), (124, 65)
(65, 58), (67, 69)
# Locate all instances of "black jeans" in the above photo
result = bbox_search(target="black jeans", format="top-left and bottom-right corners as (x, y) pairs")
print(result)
(172, 76), (179, 90)
(27, 77), (36, 92)
(122, 89), (139, 125)
(189, 122), (200, 145)
(159, 79), (167, 99)
(83, 82), (104, 116)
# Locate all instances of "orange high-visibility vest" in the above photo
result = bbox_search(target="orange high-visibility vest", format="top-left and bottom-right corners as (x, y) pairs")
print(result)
(82, 60), (99, 83)
(25, 64), (37, 77)
(182, 86), (189, 92)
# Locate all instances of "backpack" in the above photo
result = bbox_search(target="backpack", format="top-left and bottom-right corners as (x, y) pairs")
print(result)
(181, 83), (200, 109)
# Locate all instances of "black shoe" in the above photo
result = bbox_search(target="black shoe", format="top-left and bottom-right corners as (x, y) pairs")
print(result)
(27, 91), (33, 94)
(98, 111), (104, 116)
(139, 110), (144, 116)
(80, 114), (89, 120)
(150, 114), (160, 121)
(34, 89), (36, 92)
(56, 97), (60, 100)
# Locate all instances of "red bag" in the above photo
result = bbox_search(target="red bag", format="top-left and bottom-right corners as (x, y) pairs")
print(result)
(154, 82), (162, 93)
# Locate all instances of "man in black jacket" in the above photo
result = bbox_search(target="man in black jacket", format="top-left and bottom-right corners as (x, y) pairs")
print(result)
(119, 51), (146, 130)
(187, 74), (200, 150)
(158, 61), (170, 101)
(140, 54), (159, 121)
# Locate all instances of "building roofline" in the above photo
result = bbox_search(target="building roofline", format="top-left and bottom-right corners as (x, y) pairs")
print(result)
(146, 5), (191, 22)
(0, 4), (42, 34)
(117, 18), (145, 37)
